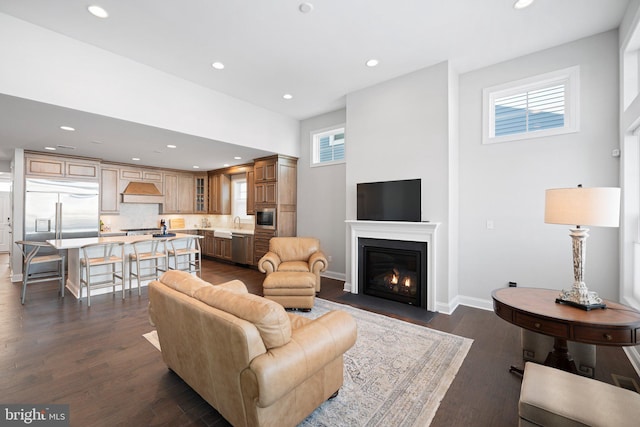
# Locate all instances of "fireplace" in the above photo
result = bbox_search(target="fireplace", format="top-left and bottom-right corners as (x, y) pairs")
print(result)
(358, 238), (427, 308)
(346, 220), (439, 312)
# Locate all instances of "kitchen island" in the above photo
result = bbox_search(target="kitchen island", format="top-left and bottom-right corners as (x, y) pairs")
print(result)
(47, 233), (200, 299)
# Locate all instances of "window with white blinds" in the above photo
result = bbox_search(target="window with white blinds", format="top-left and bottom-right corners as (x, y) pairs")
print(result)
(483, 66), (580, 144)
(311, 126), (345, 166)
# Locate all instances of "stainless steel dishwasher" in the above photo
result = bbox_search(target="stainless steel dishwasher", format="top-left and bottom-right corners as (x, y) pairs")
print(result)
(231, 233), (245, 264)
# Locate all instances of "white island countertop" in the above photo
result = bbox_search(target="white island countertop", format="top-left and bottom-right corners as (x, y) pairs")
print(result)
(47, 232), (199, 250)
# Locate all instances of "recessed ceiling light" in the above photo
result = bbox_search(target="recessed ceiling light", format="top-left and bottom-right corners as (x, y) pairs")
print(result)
(132, 157), (140, 161)
(56, 144), (76, 150)
(60, 126), (75, 131)
(211, 62), (225, 70)
(223, 163), (230, 167)
(167, 144), (177, 148)
(513, 0), (535, 9)
(283, 93), (293, 100)
(88, 5), (109, 18)
(365, 59), (379, 67)
(192, 165), (200, 169)
(234, 156), (242, 160)
(91, 140), (102, 144)
(44, 146), (56, 151)
(299, 2), (314, 13)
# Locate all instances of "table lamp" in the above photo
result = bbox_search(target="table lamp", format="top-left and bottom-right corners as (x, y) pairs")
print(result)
(544, 185), (621, 310)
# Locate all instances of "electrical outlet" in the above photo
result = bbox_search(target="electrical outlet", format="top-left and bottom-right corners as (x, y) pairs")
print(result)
(328, 255), (332, 262)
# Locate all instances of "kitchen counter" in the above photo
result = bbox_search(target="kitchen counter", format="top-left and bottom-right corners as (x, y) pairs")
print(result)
(169, 227), (255, 236)
(47, 232), (200, 299)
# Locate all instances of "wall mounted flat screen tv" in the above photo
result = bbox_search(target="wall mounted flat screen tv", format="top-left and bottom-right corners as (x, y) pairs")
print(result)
(357, 178), (421, 222)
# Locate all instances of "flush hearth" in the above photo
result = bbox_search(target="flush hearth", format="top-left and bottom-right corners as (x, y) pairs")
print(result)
(358, 238), (427, 308)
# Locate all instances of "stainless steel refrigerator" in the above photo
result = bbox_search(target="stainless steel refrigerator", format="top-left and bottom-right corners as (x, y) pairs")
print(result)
(24, 178), (100, 247)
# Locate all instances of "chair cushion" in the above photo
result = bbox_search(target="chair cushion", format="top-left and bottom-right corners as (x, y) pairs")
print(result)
(158, 270), (211, 297)
(195, 285), (291, 349)
(277, 261), (311, 273)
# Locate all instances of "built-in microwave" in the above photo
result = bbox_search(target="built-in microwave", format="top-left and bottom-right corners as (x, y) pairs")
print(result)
(256, 207), (276, 229)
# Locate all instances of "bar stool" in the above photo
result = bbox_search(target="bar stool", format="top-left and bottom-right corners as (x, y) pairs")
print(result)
(128, 238), (169, 295)
(15, 240), (66, 305)
(168, 235), (201, 277)
(79, 241), (126, 306)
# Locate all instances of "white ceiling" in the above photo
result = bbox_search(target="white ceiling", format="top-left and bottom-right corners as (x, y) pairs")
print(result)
(0, 0), (630, 171)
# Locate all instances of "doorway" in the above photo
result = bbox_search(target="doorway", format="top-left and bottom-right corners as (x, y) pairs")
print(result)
(0, 191), (11, 253)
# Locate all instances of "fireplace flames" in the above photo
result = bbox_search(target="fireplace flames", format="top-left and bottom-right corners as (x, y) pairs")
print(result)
(381, 268), (416, 295)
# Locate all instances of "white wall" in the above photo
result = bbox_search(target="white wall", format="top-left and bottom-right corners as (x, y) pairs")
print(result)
(297, 109), (347, 279)
(345, 61), (454, 309)
(0, 13), (299, 156)
(458, 30), (620, 307)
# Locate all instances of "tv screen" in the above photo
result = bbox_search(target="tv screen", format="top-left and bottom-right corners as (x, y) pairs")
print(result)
(357, 179), (421, 222)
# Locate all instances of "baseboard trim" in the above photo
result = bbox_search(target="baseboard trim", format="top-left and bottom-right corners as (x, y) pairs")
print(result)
(321, 270), (345, 281)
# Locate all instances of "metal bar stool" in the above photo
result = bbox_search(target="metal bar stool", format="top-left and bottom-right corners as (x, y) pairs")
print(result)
(128, 238), (169, 295)
(15, 240), (66, 305)
(168, 235), (201, 277)
(80, 241), (126, 306)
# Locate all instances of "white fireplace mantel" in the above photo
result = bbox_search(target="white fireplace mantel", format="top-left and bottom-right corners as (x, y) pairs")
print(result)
(345, 220), (440, 312)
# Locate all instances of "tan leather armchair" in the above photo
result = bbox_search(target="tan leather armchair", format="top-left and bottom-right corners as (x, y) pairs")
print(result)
(258, 237), (328, 292)
(149, 270), (357, 427)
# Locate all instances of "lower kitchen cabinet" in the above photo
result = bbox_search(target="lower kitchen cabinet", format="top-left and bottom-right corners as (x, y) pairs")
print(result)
(214, 237), (232, 261)
(202, 231), (215, 257)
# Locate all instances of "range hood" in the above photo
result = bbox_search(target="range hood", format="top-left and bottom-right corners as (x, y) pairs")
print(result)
(121, 181), (164, 204)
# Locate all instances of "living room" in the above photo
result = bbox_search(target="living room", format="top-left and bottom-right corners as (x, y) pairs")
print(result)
(2, 1), (640, 425)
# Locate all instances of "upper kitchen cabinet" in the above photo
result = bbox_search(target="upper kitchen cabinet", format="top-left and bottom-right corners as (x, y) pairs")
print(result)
(100, 166), (119, 214)
(99, 163), (166, 213)
(194, 173), (208, 213)
(119, 167), (163, 183)
(253, 155), (297, 208)
(25, 152), (99, 180)
(208, 172), (231, 215)
(163, 172), (195, 214)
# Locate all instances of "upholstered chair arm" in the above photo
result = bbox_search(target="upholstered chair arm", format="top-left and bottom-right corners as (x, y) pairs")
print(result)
(258, 252), (281, 274)
(308, 250), (328, 274)
(244, 310), (357, 407)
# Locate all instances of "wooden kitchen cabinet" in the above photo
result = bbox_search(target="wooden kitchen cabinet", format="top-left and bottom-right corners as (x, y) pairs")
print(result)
(194, 174), (208, 213)
(254, 158), (277, 182)
(25, 152), (99, 179)
(254, 182), (277, 204)
(163, 172), (195, 214)
(202, 231), (215, 257)
(214, 237), (232, 261)
(100, 167), (119, 213)
(252, 155), (298, 262)
(253, 229), (275, 265)
(208, 172), (231, 214)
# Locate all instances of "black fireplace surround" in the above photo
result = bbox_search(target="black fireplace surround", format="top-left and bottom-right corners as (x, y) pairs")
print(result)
(358, 238), (427, 308)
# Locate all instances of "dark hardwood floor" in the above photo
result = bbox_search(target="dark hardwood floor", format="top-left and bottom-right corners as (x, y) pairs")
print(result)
(1, 254), (638, 426)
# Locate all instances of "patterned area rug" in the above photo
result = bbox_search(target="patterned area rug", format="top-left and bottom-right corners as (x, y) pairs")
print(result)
(144, 298), (472, 427)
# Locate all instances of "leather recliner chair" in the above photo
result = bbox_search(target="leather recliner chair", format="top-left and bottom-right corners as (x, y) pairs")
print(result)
(258, 237), (328, 292)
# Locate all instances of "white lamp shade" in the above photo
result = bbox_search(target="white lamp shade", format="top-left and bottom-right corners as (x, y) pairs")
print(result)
(544, 187), (621, 227)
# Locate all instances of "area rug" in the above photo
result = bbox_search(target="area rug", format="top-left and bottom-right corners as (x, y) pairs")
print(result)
(143, 298), (473, 426)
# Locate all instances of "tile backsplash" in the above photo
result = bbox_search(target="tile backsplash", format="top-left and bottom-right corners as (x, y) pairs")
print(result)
(101, 203), (254, 232)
